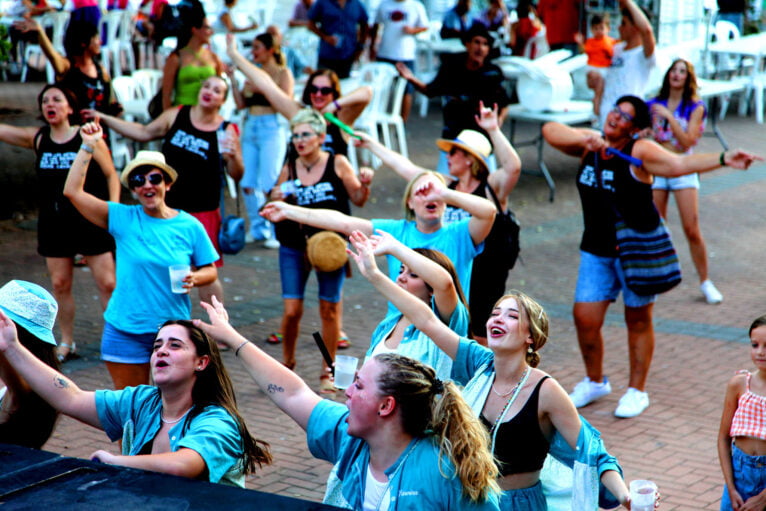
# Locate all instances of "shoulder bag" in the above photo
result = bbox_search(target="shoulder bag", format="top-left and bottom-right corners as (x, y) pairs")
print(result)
(483, 181), (521, 271)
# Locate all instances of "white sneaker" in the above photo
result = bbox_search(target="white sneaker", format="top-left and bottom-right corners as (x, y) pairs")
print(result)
(700, 280), (723, 304)
(245, 233), (256, 244)
(614, 388), (650, 418)
(569, 377), (611, 408)
(263, 238), (280, 249)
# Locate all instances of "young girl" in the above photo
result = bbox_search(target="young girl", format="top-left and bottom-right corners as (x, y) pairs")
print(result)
(718, 316), (766, 510)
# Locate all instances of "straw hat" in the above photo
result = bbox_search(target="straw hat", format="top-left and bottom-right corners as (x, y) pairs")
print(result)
(0, 280), (58, 346)
(436, 130), (492, 172)
(307, 231), (348, 272)
(120, 150), (179, 188)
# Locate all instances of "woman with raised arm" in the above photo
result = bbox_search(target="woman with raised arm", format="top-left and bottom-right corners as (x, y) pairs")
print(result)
(347, 231), (633, 510)
(230, 31), (294, 246)
(648, 59), (722, 304)
(64, 121), (219, 390)
(543, 95), (760, 419)
(363, 230), (469, 381)
(261, 168), (495, 308)
(87, 75), (243, 308)
(266, 108), (373, 392)
(195, 296), (501, 510)
(0, 306), (271, 485)
(357, 102), (521, 344)
(0, 84), (118, 363)
(226, 33), (371, 157)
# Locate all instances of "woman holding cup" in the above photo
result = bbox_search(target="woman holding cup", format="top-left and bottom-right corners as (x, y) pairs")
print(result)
(64, 121), (219, 390)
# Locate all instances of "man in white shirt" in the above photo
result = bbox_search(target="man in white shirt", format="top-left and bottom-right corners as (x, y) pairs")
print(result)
(598, 0), (656, 128)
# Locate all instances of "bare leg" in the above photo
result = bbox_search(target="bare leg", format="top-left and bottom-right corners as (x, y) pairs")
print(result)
(652, 188), (670, 219)
(46, 257), (75, 356)
(105, 362), (151, 390)
(624, 303), (654, 391)
(319, 299), (340, 381)
(573, 300), (611, 382)
(674, 188), (709, 283)
(85, 252), (115, 309)
(401, 93), (413, 123)
(281, 298), (304, 369)
(592, 73), (604, 117)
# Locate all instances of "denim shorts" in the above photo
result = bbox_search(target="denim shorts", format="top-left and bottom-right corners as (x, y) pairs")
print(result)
(575, 250), (656, 308)
(101, 321), (156, 364)
(279, 245), (345, 303)
(652, 173), (700, 191)
(500, 481), (547, 510)
(720, 443), (766, 510)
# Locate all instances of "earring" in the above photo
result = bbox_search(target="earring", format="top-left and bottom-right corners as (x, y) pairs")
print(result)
(527, 346), (533, 354)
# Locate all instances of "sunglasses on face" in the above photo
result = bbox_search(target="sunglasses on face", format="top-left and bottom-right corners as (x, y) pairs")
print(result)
(307, 85), (335, 95)
(449, 146), (466, 156)
(291, 131), (317, 142)
(611, 106), (634, 123)
(129, 173), (164, 188)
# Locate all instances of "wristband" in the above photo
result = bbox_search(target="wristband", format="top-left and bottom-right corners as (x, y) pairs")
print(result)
(235, 340), (249, 357)
(333, 100), (341, 111)
(719, 151), (726, 166)
(80, 143), (94, 154)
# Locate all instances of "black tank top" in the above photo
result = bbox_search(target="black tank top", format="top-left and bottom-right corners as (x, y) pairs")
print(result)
(243, 92), (271, 107)
(161, 106), (224, 212)
(576, 140), (660, 257)
(480, 376), (550, 476)
(323, 123), (347, 157)
(35, 126), (109, 221)
(275, 153), (350, 250)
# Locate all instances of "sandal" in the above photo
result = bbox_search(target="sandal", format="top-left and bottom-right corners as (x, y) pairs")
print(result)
(337, 334), (351, 349)
(56, 342), (78, 363)
(266, 332), (282, 344)
(319, 374), (337, 394)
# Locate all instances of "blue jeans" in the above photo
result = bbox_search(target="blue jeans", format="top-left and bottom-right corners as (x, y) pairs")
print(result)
(720, 443), (766, 510)
(279, 245), (345, 303)
(575, 250), (656, 308)
(241, 113), (286, 240)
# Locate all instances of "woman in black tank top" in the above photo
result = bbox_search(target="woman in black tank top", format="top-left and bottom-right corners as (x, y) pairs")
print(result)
(267, 109), (374, 392)
(543, 95), (760, 420)
(0, 84), (119, 363)
(348, 245), (635, 509)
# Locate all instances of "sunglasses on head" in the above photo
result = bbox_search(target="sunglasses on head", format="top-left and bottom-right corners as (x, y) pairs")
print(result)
(129, 172), (164, 188)
(307, 85), (335, 95)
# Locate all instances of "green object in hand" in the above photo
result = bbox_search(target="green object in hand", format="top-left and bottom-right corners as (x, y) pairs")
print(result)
(323, 112), (361, 139)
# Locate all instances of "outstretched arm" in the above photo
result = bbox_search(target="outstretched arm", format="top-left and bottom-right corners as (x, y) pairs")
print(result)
(354, 131), (428, 181)
(260, 201), (373, 236)
(13, 18), (69, 76)
(89, 448), (207, 479)
(477, 102), (521, 204)
(92, 107), (175, 142)
(63, 122), (111, 229)
(0, 309), (99, 427)
(634, 139), (762, 178)
(348, 231), (460, 359)
(542, 122), (603, 158)
(195, 298), (321, 430)
(0, 123), (39, 149)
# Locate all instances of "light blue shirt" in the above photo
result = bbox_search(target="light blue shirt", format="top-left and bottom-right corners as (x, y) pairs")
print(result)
(95, 385), (246, 486)
(366, 298), (469, 382)
(307, 400), (500, 510)
(104, 203), (219, 333)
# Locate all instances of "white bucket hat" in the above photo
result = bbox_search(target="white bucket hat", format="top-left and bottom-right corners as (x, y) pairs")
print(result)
(436, 130), (492, 173)
(0, 280), (58, 346)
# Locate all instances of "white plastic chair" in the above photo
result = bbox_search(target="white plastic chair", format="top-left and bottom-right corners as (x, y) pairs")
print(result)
(351, 62), (400, 167)
(414, 21), (444, 118)
(523, 27), (549, 60)
(131, 68), (163, 98)
(100, 10), (137, 77)
(21, 11), (69, 83)
(283, 27), (320, 70)
(376, 76), (408, 158)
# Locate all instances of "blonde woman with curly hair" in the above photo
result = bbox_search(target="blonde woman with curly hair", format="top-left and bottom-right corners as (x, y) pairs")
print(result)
(195, 296), (501, 510)
(348, 230), (633, 510)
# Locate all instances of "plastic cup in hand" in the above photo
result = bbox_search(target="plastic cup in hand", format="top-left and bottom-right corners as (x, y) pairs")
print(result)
(169, 264), (191, 294)
(217, 129), (230, 153)
(629, 480), (657, 511)
(333, 355), (358, 389)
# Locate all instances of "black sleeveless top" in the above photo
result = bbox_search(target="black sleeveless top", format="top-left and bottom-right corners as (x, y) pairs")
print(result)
(323, 123), (347, 157)
(481, 376), (550, 476)
(576, 140), (660, 257)
(244, 92), (271, 107)
(275, 153), (350, 251)
(161, 106), (224, 213)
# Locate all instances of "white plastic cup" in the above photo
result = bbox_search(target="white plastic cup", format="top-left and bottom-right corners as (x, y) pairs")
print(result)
(169, 264), (191, 294)
(334, 355), (359, 389)
(629, 480), (657, 511)
(216, 129), (230, 154)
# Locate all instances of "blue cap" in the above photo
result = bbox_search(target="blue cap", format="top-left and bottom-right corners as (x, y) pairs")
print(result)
(0, 280), (58, 346)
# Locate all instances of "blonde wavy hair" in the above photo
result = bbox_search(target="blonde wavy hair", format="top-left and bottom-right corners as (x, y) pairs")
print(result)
(493, 290), (549, 367)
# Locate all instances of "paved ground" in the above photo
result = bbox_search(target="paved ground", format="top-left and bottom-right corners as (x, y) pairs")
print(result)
(2, 80), (766, 510)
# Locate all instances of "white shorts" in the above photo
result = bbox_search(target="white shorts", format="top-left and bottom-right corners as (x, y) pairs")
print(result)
(585, 65), (608, 78)
(652, 173), (700, 191)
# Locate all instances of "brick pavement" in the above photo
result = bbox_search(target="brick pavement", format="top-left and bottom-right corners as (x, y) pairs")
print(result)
(2, 80), (766, 509)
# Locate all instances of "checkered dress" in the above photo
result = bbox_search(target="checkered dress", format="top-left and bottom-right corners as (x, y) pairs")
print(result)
(730, 372), (766, 440)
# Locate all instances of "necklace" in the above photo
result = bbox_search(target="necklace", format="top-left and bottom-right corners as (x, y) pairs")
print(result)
(491, 374), (523, 397)
(299, 155), (322, 173)
(488, 366), (530, 440)
(160, 406), (193, 425)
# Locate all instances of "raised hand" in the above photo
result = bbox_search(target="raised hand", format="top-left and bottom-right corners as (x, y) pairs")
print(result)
(412, 174), (446, 202)
(474, 101), (499, 132)
(0, 309), (20, 353)
(194, 296), (240, 349)
(347, 230), (380, 279)
(724, 149), (763, 170)
(79, 119), (103, 146)
(368, 229), (399, 256)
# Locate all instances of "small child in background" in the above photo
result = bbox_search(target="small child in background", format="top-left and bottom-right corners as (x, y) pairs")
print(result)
(575, 14), (616, 121)
(717, 315), (766, 510)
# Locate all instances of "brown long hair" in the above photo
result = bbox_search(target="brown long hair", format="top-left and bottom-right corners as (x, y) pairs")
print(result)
(374, 353), (500, 503)
(301, 69), (341, 105)
(160, 320), (272, 473)
(657, 58), (700, 110)
(413, 248), (468, 311)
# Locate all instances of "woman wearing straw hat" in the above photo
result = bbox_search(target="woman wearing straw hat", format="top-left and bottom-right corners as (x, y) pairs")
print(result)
(64, 121), (220, 390)
(0, 84), (119, 364)
(267, 108), (373, 393)
(0, 280), (60, 449)
(357, 102), (521, 345)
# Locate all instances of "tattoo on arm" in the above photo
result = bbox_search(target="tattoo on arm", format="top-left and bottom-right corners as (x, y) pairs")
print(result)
(53, 374), (69, 388)
(266, 383), (284, 394)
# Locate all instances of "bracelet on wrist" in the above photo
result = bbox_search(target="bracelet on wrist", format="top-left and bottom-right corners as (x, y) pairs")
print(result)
(719, 151), (726, 166)
(80, 143), (94, 154)
(333, 100), (341, 111)
(234, 340), (249, 357)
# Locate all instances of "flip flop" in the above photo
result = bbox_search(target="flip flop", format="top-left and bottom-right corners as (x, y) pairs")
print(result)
(337, 334), (350, 349)
(266, 332), (283, 344)
(57, 342), (78, 363)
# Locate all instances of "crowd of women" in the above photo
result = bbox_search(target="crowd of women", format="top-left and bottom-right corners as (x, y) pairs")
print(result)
(1, 6), (765, 508)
